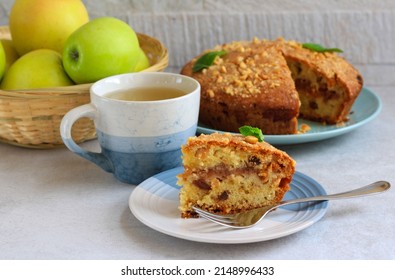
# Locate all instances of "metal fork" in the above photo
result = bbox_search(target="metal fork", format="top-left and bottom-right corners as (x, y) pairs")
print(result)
(192, 181), (391, 229)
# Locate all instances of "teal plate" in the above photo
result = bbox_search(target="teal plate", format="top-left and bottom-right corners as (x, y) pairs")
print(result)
(197, 87), (382, 145)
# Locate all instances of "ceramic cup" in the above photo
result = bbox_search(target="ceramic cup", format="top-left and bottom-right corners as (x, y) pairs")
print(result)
(60, 72), (200, 184)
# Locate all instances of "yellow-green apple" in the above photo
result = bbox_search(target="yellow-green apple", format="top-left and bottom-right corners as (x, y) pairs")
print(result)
(133, 47), (150, 72)
(0, 41), (5, 81)
(1, 49), (74, 90)
(0, 39), (19, 72)
(62, 17), (140, 84)
(9, 0), (89, 56)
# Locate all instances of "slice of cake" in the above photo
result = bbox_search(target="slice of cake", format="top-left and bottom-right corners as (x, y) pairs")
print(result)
(177, 132), (296, 218)
(277, 38), (363, 124)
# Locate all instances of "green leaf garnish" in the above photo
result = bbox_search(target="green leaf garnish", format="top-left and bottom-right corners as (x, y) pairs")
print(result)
(192, 50), (227, 72)
(239, 126), (264, 142)
(302, 43), (343, 53)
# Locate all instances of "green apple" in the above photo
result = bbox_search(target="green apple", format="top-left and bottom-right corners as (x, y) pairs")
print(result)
(62, 17), (140, 84)
(1, 49), (74, 90)
(0, 41), (5, 81)
(0, 39), (19, 72)
(133, 47), (150, 72)
(9, 0), (89, 56)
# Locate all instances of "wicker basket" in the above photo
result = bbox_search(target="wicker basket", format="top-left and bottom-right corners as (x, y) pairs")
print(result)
(0, 26), (168, 148)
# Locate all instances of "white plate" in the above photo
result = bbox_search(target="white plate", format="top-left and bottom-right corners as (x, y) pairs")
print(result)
(129, 167), (328, 244)
(197, 87), (382, 145)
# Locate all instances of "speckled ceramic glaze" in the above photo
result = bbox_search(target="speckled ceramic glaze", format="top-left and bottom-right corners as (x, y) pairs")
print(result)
(60, 73), (200, 184)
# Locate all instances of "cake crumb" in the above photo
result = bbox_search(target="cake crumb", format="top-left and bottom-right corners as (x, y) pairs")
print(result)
(299, 123), (311, 133)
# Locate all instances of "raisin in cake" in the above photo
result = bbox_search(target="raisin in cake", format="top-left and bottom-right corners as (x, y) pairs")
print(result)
(177, 133), (296, 218)
(180, 38), (363, 134)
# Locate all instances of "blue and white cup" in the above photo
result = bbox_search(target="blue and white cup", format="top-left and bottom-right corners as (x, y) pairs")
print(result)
(60, 72), (200, 184)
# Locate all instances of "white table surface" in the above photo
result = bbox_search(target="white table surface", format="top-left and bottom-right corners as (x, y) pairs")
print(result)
(1, 86), (394, 260)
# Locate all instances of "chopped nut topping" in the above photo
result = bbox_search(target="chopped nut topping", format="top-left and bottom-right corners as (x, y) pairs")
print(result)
(246, 58), (255, 66)
(225, 86), (234, 95)
(239, 62), (247, 69)
(207, 89), (215, 98)
(213, 57), (223, 65)
(253, 37), (260, 44)
(196, 37), (299, 98)
(244, 135), (259, 144)
(233, 79), (242, 87)
(240, 74), (248, 81)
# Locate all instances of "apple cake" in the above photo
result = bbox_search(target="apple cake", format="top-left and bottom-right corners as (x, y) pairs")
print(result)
(177, 132), (296, 218)
(180, 38), (363, 134)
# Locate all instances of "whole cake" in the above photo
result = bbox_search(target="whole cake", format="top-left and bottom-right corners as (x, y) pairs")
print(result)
(180, 38), (363, 135)
(177, 132), (296, 218)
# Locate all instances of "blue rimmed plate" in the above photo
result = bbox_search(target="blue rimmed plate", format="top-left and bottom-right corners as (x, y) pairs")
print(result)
(197, 87), (381, 145)
(129, 167), (328, 244)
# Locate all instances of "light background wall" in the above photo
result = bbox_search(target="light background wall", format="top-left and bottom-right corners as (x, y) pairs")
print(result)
(0, 0), (394, 86)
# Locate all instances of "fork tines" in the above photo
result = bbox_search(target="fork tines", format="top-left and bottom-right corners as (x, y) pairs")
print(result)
(192, 206), (235, 226)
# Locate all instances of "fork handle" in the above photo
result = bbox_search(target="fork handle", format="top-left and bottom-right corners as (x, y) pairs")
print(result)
(279, 181), (390, 207)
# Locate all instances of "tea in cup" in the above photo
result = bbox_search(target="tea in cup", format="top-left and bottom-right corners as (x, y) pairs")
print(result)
(60, 72), (200, 184)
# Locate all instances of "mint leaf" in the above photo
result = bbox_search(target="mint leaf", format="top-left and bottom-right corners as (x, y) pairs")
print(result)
(192, 50), (227, 72)
(302, 43), (343, 53)
(239, 126), (264, 142)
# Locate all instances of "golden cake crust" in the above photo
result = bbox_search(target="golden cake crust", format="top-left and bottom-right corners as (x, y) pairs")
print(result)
(177, 133), (296, 218)
(180, 40), (300, 135)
